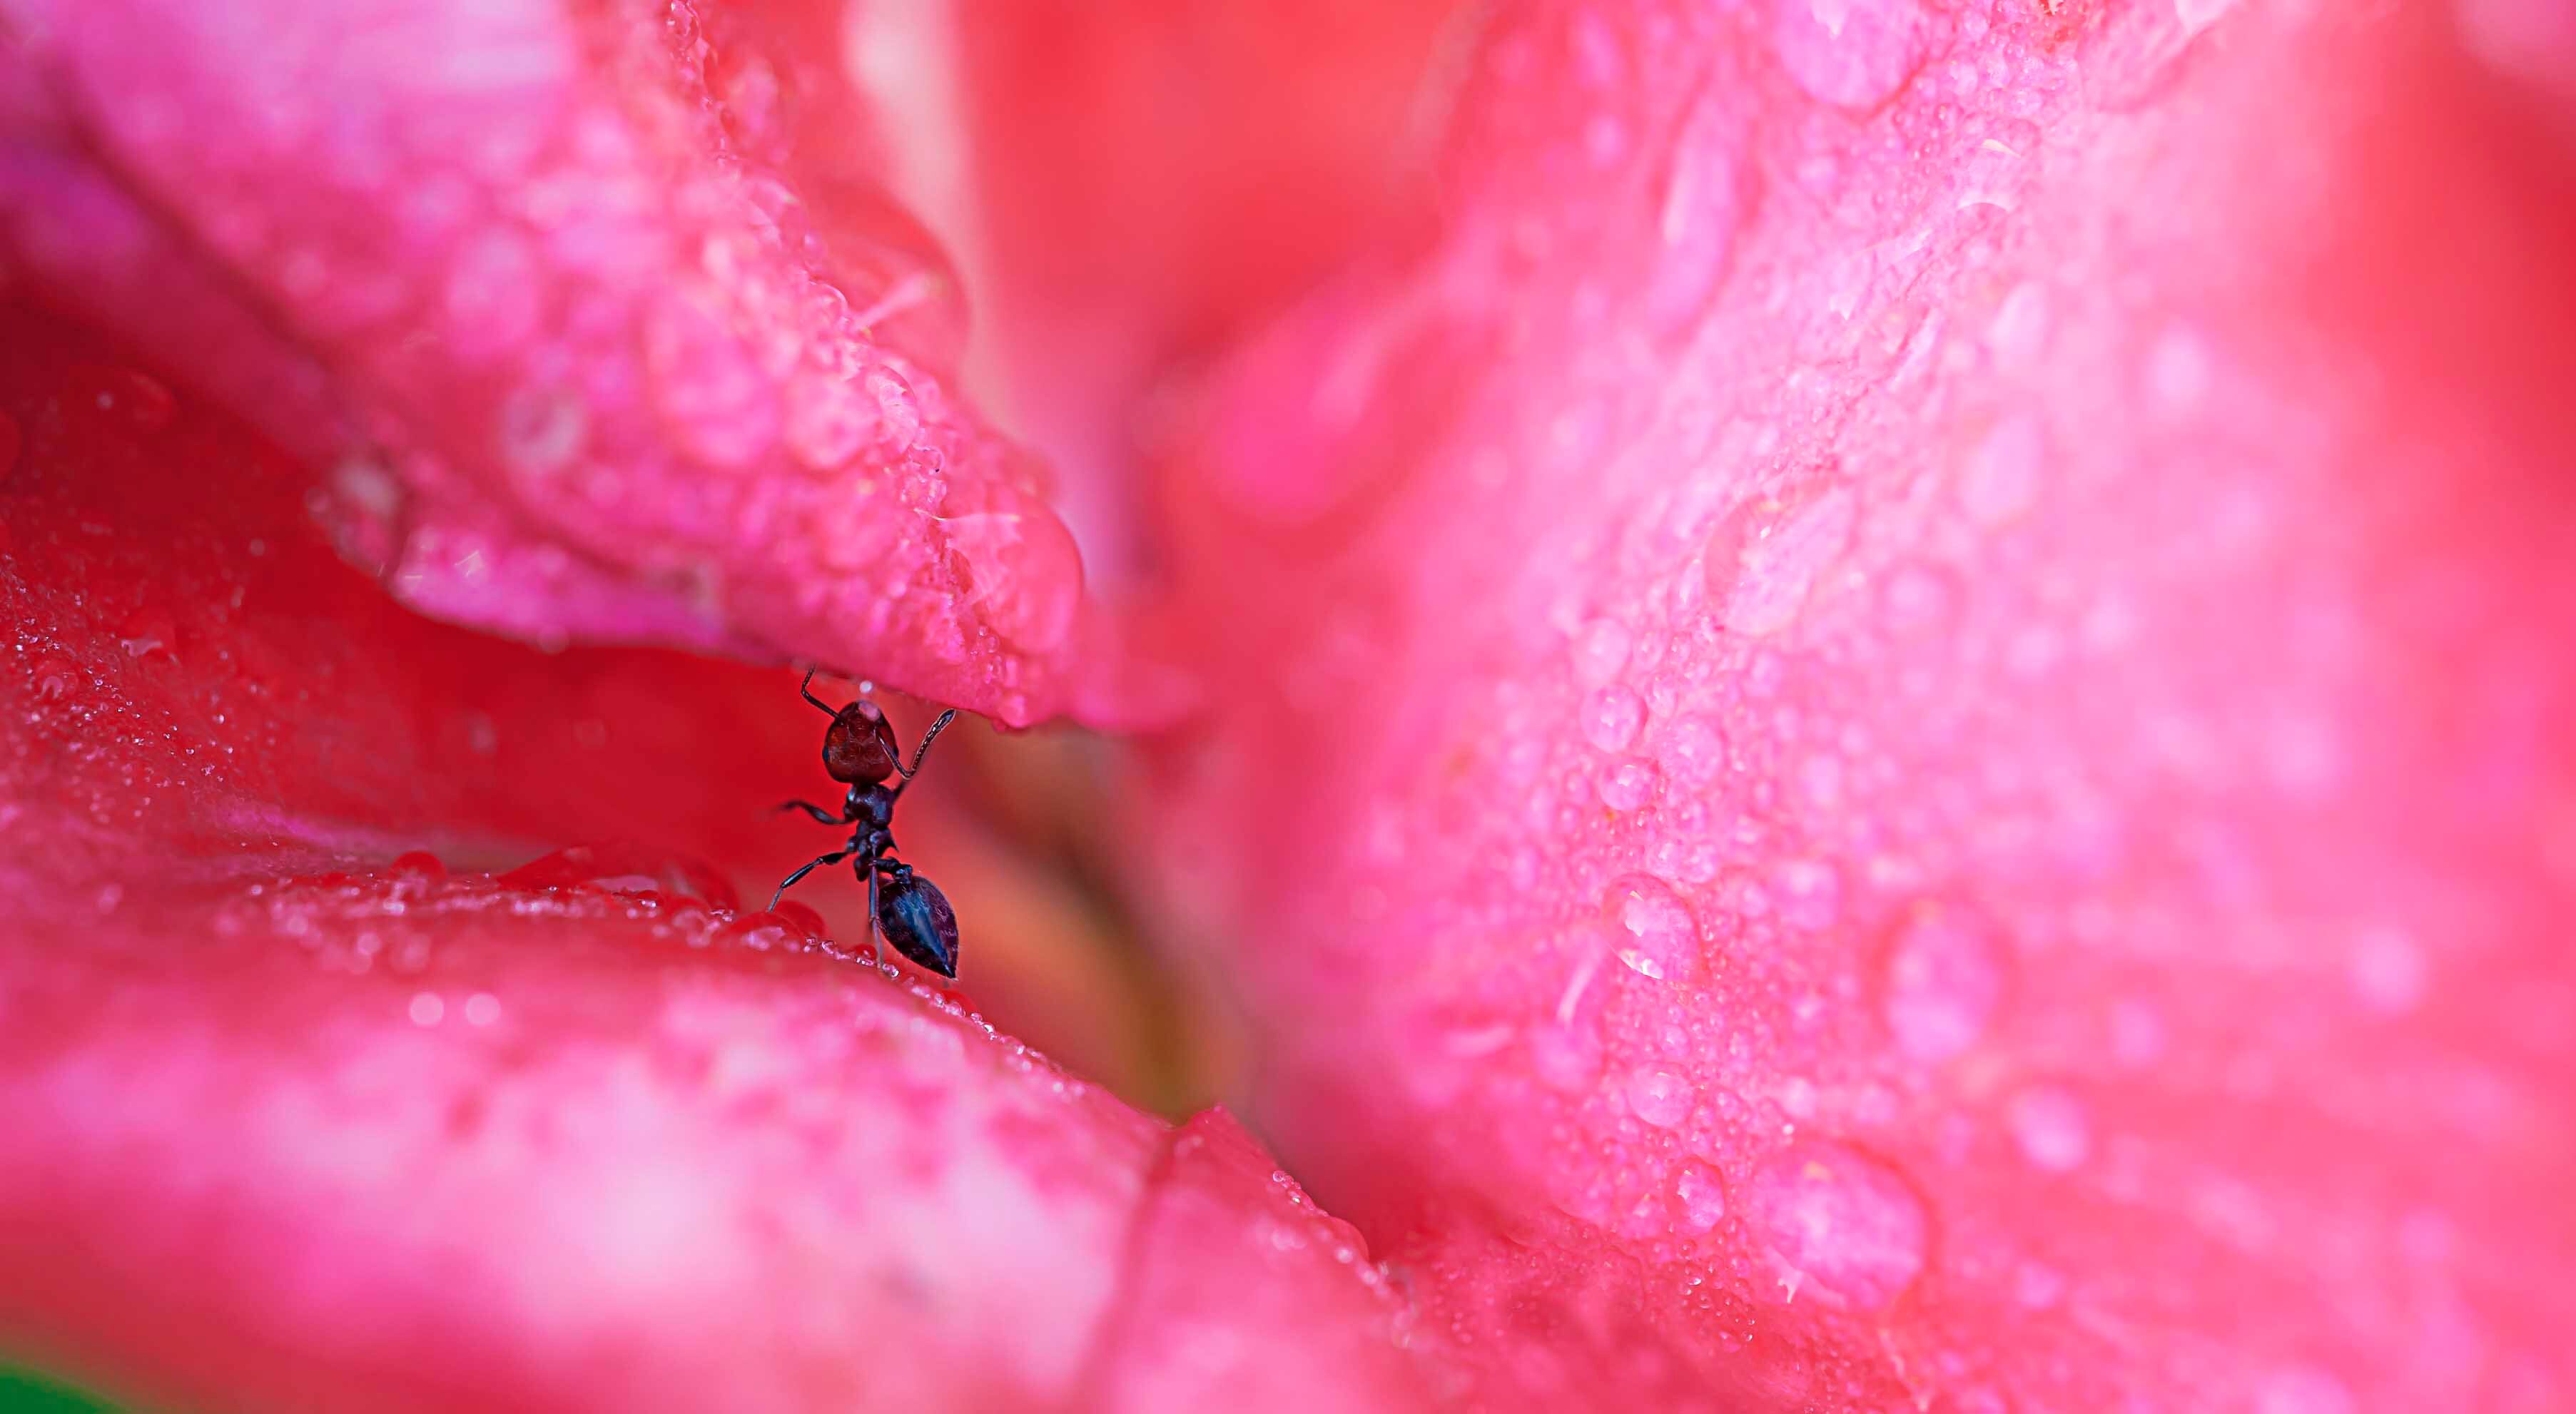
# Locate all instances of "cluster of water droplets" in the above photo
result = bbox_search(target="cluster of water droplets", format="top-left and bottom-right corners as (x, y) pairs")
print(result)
(1466, 396), (2110, 1336)
(1772, 0), (1934, 113)
(131, 0), (1063, 687)
(1352, 0), (2341, 1401)
(216, 844), (966, 990)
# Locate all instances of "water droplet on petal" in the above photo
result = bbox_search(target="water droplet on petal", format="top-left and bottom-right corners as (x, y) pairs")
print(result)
(32, 653), (84, 701)
(2083, 0), (2218, 108)
(2006, 1086), (2093, 1173)
(68, 364), (176, 434)
(941, 480), (1084, 657)
(1960, 412), (2044, 526)
(498, 386), (587, 476)
(1606, 875), (1703, 984)
(2146, 325), (2214, 416)
(1745, 1139), (1929, 1311)
(781, 370), (878, 471)
(1582, 685), (1646, 752)
(1528, 1022), (1605, 1092)
(1880, 561), (1958, 637)
(770, 899), (826, 937)
(1574, 618), (1633, 685)
(1614, 1185), (1670, 1241)
(2013, 1260), (2068, 1310)
(1984, 280), (2052, 370)
(1659, 715), (1728, 786)
(866, 365), (923, 451)
(2174, 0), (2240, 39)
(1675, 1162), (1729, 1232)
(714, 52), (783, 153)
(444, 228), (544, 358)
(1882, 903), (2006, 1062)
(720, 911), (798, 952)
(1773, 0), (1929, 111)
(644, 291), (778, 468)
(118, 607), (177, 663)
(1772, 858), (1841, 930)
(1646, 100), (1750, 341)
(1556, 1177), (1616, 1230)
(1598, 757), (1661, 812)
(324, 457), (410, 575)
(1627, 1067), (1695, 1128)
(1797, 753), (1845, 811)
(500, 844), (738, 910)
(1955, 136), (2032, 211)
(1707, 480), (1857, 636)
(389, 850), (447, 883)
(278, 241), (412, 335)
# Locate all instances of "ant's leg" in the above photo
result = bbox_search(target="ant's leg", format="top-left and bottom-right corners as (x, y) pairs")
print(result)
(894, 708), (960, 785)
(865, 863), (885, 970)
(770, 847), (853, 910)
(797, 665), (837, 717)
(776, 799), (848, 825)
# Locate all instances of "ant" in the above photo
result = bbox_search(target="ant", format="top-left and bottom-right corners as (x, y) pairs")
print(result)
(772, 667), (962, 978)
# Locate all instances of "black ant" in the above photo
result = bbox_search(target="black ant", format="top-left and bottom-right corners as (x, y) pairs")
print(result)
(772, 668), (962, 977)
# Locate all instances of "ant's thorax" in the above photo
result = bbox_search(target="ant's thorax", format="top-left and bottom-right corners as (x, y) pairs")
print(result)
(843, 782), (897, 834)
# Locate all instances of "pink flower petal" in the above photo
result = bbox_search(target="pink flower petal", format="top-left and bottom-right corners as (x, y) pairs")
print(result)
(1140, 3), (2576, 1408)
(0, 875), (1430, 1411)
(0, 0), (1112, 725)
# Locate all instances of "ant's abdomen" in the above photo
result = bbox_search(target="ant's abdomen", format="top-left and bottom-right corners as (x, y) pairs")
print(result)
(874, 870), (958, 977)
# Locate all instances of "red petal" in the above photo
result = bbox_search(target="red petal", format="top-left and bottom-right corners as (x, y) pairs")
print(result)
(0, 298), (1429, 1410)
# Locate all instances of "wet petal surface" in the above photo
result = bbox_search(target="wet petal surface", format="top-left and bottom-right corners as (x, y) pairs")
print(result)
(0, 0), (1111, 724)
(1139, 1), (2576, 1408)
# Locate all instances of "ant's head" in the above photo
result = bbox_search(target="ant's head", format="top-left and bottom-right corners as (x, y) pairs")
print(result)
(822, 699), (903, 783)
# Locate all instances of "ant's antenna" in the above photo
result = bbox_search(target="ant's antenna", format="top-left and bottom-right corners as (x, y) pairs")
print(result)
(797, 666), (837, 718)
(897, 709), (959, 783)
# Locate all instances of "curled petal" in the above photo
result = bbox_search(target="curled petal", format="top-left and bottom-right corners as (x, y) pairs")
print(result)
(0, 0), (1119, 724)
